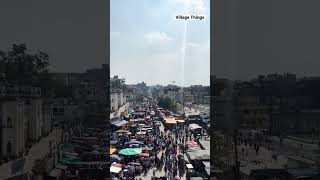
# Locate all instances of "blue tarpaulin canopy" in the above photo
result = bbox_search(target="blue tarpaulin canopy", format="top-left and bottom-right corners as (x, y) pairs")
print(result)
(124, 141), (144, 145)
(110, 140), (118, 145)
(110, 154), (122, 162)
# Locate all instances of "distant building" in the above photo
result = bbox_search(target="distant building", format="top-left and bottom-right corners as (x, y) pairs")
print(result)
(183, 88), (194, 105)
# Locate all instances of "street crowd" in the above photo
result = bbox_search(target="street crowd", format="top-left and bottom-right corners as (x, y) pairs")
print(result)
(110, 99), (186, 180)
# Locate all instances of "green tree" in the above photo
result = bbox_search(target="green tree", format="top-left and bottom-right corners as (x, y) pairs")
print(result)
(0, 44), (53, 96)
(110, 75), (126, 90)
(0, 44), (49, 85)
(158, 96), (177, 113)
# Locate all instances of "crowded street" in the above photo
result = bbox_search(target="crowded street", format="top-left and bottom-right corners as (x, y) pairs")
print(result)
(110, 96), (210, 180)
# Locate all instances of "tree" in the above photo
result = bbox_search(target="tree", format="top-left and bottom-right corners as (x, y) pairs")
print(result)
(0, 44), (53, 96)
(0, 44), (49, 85)
(110, 75), (126, 89)
(158, 96), (177, 113)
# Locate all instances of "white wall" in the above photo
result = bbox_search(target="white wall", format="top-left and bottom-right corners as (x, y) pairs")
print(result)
(1, 100), (26, 156)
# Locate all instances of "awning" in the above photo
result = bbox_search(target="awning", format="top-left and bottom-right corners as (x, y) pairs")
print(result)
(199, 140), (210, 150)
(189, 123), (202, 130)
(56, 164), (68, 170)
(176, 120), (185, 123)
(110, 154), (122, 162)
(116, 129), (128, 133)
(190, 177), (204, 180)
(125, 141), (144, 145)
(48, 169), (62, 177)
(203, 161), (210, 176)
(186, 164), (194, 169)
(164, 117), (177, 124)
(136, 131), (146, 135)
(110, 140), (118, 145)
(138, 153), (149, 157)
(119, 148), (142, 156)
(111, 120), (128, 127)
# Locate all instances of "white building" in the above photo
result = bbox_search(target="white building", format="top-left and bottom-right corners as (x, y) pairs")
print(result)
(110, 89), (125, 112)
(110, 88), (128, 120)
(27, 99), (43, 142)
(74, 80), (97, 102)
(183, 89), (194, 104)
(0, 100), (27, 157)
(42, 103), (52, 136)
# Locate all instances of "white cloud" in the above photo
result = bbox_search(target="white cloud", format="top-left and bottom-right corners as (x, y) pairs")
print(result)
(144, 32), (172, 45)
(170, 0), (207, 14)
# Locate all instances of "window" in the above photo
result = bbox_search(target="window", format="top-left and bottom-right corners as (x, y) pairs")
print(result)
(7, 141), (12, 154)
(7, 117), (12, 128)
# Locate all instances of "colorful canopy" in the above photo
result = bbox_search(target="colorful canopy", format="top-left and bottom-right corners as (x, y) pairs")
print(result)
(176, 120), (185, 123)
(110, 148), (117, 155)
(165, 119), (177, 124)
(119, 148), (142, 156)
(138, 153), (149, 157)
(110, 140), (118, 145)
(189, 123), (202, 130)
(127, 140), (144, 145)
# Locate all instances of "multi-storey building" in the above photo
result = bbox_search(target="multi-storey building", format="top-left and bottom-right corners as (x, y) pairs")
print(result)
(0, 85), (52, 159)
(0, 100), (27, 158)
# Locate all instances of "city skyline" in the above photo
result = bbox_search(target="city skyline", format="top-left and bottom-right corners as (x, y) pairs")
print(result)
(110, 0), (210, 86)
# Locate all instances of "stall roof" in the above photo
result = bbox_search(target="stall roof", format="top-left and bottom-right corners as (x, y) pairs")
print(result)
(287, 167), (320, 178)
(187, 149), (210, 161)
(186, 164), (194, 169)
(189, 123), (202, 130)
(110, 166), (122, 174)
(164, 117), (177, 124)
(111, 120), (128, 127)
(137, 131), (146, 135)
(203, 161), (210, 176)
(199, 140), (210, 150)
(176, 120), (185, 123)
(48, 169), (62, 177)
(190, 177), (204, 180)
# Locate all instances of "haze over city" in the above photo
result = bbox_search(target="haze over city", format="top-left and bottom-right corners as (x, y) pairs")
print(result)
(110, 0), (210, 86)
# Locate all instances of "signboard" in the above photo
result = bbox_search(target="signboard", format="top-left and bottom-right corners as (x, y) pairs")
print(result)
(11, 157), (26, 175)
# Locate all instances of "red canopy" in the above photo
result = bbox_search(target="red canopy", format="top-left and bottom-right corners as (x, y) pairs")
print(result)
(138, 153), (149, 157)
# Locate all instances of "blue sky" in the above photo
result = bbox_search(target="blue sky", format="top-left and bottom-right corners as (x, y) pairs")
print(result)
(111, 0), (210, 86)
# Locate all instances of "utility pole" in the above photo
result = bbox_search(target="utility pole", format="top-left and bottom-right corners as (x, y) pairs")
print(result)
(233, 130), (240, 180)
